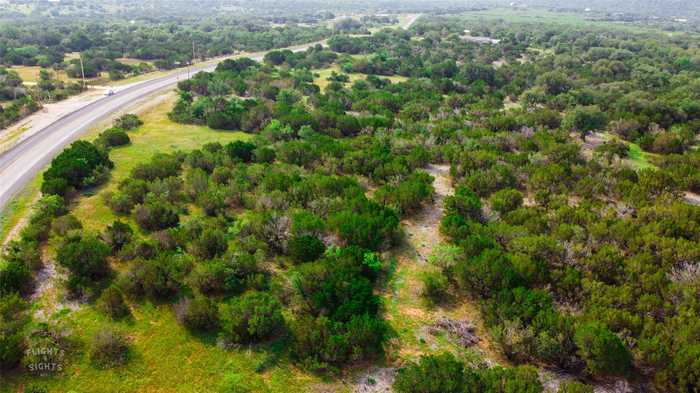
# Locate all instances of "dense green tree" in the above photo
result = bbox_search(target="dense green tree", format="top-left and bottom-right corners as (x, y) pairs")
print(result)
(444, 186), (482, 222)
(57, 234), (111, 293)
(96, 286), (130, 319)
(563, 106), (608, 138)
(489, 189), (524, 215)
(288, 235), (326, 263)
(574, 322), (631, 376)
(42, 141), (113, 196)
(219, 291), (284, 343)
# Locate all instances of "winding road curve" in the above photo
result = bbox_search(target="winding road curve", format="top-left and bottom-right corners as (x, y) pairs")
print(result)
(0, 14), (420, 213)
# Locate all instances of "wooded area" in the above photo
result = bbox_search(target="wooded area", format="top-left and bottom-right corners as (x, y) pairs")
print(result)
(1, 3), (699, 393)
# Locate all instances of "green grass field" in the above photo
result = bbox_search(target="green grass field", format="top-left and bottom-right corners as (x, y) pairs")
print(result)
(2, 303), (337, 393)
(627, 142), (657, 170)
(457, 7), (669, 35)
(0, 176), (41, 245)
(71, 95), (250, 233)
(463, 8), (589, 24)
(314, 65), (408, 92)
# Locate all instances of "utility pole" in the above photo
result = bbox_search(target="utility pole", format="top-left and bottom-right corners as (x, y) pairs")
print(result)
(79, 52), (86, 90)
(188, 39), (195, 80)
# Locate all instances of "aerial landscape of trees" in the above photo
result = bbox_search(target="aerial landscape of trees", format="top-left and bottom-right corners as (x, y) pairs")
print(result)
(1, 1), (700, 392)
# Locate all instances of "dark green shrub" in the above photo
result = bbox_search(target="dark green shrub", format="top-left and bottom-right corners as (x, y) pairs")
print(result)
(394, 353), (543, 393)
(42, 140), (113, 196)
(288, 235), (325, 263)
(489, 188), (524, 215)
(20, 221), (51, 243)
(89, 327), (129, 368)
(96, 286), (130, 319)
(563, 105), (608, 137)
(558, 381), (594, 393)
(394, 353), (472, 393)
(0, 294), (29, 370)
(174, 296), (219, 332)
(420, 271), (449, 305)
(669, 344), (700, 393)
(219, 291), (283, 343)
(188, 252), (261, 296)
(189, 228), (228, 260)
(253, 146), (276, 163)
(0, 260), (32, 296)
(225, 140), (256, 162)
(454, 249), (522, 297)
(131, 153), (181, 181)
(56, 235), (111, 293)
(134, 202), (180, 232)
(97, 127), (131, 148)
(124, 254), (191, 300)
(31, 195), (67, 222)
(444, 186), (482, 222)
(329, 197), (399, 251)
(480, 366), (543, 393)
(289, 314), (390, 371)
(188, 259), (234, 295)
(2, 240), (42, 271)
(114, 113), (143, 130)
(51, 214), (83, 237)
(574, 322), (631, 376)
(375, 172), (435, 216)
(102, 221), (134, 252)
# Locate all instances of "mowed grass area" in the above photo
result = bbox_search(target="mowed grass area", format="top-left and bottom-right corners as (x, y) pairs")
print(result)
(2, 96), (346, 393)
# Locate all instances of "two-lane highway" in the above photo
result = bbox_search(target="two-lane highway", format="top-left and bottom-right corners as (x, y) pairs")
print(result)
(0, 14), (420, 213)
(0, 45), (308, 211)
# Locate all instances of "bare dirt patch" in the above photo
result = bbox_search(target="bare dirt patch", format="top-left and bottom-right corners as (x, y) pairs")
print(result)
(540, 369), (642, 393)
(353, 367), (397, 393)
(578, 132), (609, 160)
(31, 253), (83, 321)
(685, 191), (700, 206)
(1, 192), (40, 247)
(379, 163), (507, 368)
(401, 164), (452, 263)
(429, 317), (479, 348)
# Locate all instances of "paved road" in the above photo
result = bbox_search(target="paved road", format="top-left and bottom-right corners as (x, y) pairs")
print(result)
(0, 14), (420, 213)
(0, 45), (311, 212)
(403, 13), (421, 30)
